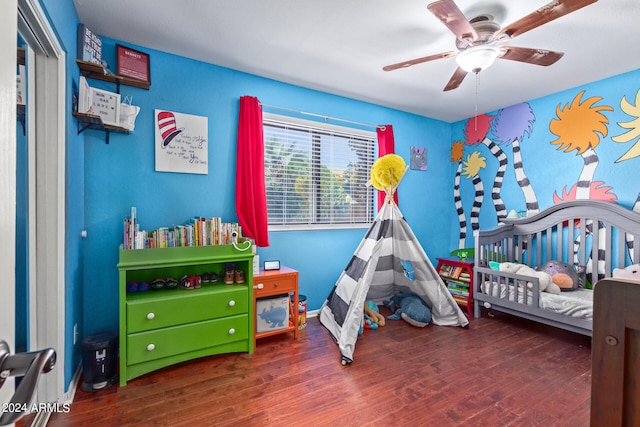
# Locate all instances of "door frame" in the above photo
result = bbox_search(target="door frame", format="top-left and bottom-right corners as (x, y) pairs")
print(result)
(0, 0), (18, 408)
(17, 0), (67, 404)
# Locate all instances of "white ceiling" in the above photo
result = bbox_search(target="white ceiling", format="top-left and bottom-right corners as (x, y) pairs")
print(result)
(73, 0), (640, 123)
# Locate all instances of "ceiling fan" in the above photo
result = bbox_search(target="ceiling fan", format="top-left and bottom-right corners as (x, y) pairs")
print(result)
(383, 0), (599, 91)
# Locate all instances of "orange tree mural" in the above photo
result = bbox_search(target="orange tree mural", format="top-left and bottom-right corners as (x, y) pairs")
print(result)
(464, 114), (508, 223)
(490, 103), (539, 216)
(462, 151), (487, 235)
(549, 90), (614, 281)
(549, 90), (614, 201)
(451, 141), (467, 249)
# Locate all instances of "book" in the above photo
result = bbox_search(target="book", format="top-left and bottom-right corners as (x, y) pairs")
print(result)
(77, 24), (103, 65)
(122, 208), (245, 250)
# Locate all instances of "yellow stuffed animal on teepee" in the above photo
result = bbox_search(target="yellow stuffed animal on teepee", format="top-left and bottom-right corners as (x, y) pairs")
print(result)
(370, 154), (408, 202)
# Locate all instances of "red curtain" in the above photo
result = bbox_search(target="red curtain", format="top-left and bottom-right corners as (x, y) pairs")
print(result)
(236, 96), (270, 247)
(377, 125), (398, 210)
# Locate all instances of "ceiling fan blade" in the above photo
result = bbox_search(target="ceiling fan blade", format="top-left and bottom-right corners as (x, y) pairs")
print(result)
(383, 51), (457, 72)
(499, 46), (564, 66)
(497, 0), (598, 39)
(443, 67), (468, 91)
(427, 0), (478, 43)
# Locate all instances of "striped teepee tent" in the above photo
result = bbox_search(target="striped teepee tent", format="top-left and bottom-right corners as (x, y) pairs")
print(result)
(319, 155), (469, 364)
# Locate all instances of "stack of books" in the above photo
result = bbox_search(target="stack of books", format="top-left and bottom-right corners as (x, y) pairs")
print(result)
(123, 207), (242, 250)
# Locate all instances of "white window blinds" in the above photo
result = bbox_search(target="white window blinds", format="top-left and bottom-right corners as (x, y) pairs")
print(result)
(263, 114), (376, 229)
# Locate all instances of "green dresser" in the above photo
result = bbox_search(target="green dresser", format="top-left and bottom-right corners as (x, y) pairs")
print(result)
(118, 245), (254, 386)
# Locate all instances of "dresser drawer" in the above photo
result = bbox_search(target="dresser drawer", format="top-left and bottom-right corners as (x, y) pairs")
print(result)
(254, 273), (296, 297)
(127, 287), (248, 333)
(127, 314), (248, 364)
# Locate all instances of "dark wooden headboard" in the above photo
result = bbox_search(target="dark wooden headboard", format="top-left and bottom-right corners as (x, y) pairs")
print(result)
(591, 278), (640, 426)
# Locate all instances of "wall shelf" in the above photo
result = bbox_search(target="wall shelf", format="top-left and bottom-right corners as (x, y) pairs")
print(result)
(72, 112), (129, 144)
(77, 59), (150, 92)
(75, 59), (148, 144)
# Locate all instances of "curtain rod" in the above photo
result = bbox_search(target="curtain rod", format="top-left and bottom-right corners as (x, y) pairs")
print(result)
(260, 103), (385, 131)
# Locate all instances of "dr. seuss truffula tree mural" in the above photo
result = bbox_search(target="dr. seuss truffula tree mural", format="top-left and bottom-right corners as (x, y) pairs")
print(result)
(451, 141), (467, 249)
(613, 88), (640, 163)
(462, 103), (539, 220)
(462, 151), (487, 234)
(549, 90), (614, 201)
(549, 90), (614, 282)
(451, 140), (487, 250)
(491, 103), (539, 216)
(612, 88), (640, 261)
(463, 114), (508, 223)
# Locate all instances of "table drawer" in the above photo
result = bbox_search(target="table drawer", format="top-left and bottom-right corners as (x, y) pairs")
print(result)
(127, 287), (248, 333)
(254, 274), (296, 297)
(127, 314), (248, 364)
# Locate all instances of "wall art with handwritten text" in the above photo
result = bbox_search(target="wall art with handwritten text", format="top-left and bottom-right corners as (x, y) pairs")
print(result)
(155, 109), (208, 174)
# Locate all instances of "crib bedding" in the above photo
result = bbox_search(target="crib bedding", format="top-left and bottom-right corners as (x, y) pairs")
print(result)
(479, 281), (593, 319)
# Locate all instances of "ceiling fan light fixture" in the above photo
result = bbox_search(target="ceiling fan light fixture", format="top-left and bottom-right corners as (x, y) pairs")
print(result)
(456, 45), (500, 73)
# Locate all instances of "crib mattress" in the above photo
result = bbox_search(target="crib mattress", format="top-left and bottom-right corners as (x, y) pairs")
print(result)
(480, 282), (593, 319)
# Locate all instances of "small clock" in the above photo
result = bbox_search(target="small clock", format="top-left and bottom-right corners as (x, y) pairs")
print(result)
(264, 260), (280, 271)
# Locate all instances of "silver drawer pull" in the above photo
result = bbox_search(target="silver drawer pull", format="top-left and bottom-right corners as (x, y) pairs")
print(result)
(256, 283), (264, 289)
(228, 328), (236, 335)
(228, 300), (236, 307)
(146, 312), (155, 320)
(146, 344), (155, 351)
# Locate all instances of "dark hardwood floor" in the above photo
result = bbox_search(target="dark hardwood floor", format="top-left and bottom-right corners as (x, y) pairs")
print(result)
(31, 308), (593, 426)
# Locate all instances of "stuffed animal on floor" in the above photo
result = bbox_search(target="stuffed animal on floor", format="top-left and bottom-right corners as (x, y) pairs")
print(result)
(359, 301), (385, 334)
(612, 264), (640, 282)
(489, 261), (561, 294)
(383, 293), (432, 327)
(364, 301), (385, 327)
(537, 260), (581, 291)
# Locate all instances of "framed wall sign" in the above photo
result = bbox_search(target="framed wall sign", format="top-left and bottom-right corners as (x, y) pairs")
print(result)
(116, 44), (150, 83)
(90, 87), (120, 127)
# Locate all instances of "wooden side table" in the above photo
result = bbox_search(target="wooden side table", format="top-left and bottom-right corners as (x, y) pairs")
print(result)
(253, 266), (299, 348)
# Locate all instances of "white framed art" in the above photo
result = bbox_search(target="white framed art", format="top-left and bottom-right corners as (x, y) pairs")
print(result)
(154, 109), (208, 174)
(90, 87), (120, 126)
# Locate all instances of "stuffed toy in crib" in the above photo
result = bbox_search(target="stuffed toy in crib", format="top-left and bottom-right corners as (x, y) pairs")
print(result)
(537, 260), (581, 291)
(489, 261), (561, 294)
(612, 264), (640, 282)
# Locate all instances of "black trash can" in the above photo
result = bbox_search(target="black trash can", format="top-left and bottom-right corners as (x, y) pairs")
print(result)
(81, 332), (118, 392)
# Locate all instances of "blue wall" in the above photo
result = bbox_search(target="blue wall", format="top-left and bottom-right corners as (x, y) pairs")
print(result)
(81, 38), (453, 336)
(449, 69), (640, 250)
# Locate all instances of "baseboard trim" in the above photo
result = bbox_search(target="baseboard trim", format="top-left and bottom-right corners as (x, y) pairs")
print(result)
(29, 362), (81, 427)
(63, 362), (82, 404)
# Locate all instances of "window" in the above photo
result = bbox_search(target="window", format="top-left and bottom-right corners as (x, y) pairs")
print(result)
(263, 113), (376, 230)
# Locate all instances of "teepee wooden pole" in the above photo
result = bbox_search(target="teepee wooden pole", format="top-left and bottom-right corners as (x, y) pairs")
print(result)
(389, 166), (409, 196)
